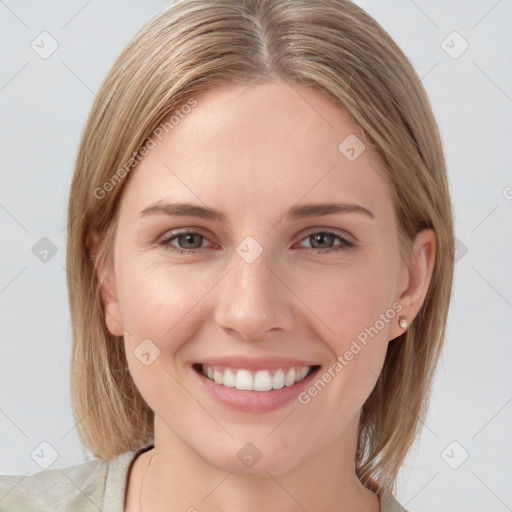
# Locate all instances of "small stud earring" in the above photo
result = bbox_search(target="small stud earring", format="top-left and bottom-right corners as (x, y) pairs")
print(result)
(398, 316), (407, 329)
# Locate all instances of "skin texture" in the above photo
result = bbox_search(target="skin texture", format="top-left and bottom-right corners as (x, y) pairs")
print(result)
(93, 78), (435, 512)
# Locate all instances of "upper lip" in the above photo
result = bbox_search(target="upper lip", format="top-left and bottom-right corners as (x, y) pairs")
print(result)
(194, 356), (320, 371)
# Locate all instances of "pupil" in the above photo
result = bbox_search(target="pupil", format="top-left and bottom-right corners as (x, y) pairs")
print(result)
(181, 234), (201, 248)
(312, 232), (333, 248)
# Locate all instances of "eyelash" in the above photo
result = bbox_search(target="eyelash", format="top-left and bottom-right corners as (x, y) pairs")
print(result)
(157, 229), (355, 255)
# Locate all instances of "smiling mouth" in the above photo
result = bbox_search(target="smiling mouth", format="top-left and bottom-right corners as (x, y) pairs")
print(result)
(193, 363), (320, 392)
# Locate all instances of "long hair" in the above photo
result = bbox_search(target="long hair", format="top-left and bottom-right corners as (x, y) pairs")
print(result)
(66, 0), (454, 497)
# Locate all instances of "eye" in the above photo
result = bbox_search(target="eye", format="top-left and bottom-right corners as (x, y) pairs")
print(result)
(158, 231), (212, 254)
(296, 230), (354, 253)
(157, 229), (355, 255)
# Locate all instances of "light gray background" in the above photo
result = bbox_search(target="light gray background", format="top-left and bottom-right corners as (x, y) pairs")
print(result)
(1, 1), (511, 511)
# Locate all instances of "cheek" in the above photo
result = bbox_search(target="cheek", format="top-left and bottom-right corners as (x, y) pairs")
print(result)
(292, 273), (394, 438)
(116, 254), (212, 340)
(114, 259), (214, 417)
(114, 255), (225, 409)
(291, 254), (398, 404)
(296, 256), (399, 346)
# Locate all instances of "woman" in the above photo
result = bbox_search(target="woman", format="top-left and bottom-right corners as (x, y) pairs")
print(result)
(0, 0), (454, 510)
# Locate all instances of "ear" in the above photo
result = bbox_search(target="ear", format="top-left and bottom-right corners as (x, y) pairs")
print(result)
(389, 228), (436, 340)
(87, 230), (124, 337)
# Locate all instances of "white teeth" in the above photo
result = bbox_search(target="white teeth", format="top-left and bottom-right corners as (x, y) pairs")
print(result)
(235, 369), (253, 390)
(213, 369), (223, 384)
(253, 370), (273, 391)
(223, 368), (236, 387)
(284, 368), (296, 386)
(200, 364), (313, 392)
(272, 369), (285, 389)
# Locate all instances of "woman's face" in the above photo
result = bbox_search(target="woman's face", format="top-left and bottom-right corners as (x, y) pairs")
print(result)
(101, 79), (420, 474)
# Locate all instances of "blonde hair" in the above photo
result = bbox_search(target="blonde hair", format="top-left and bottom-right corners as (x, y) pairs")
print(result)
(67, 0), (454, 496)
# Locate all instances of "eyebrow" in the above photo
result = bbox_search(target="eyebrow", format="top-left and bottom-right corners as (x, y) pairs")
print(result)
(139, 202), (228, 223)
(138, 201), (374, 222)
(285, 202), (374, 220)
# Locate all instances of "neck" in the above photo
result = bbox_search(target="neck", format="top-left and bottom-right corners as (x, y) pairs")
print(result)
(131, 415), (379, 512)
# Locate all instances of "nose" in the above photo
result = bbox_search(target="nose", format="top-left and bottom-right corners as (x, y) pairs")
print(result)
(214, 248), (294, 342)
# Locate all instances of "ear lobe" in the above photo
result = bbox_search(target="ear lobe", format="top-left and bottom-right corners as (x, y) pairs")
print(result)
(399, 228), (436, 314)
(88, 230), (124, 337)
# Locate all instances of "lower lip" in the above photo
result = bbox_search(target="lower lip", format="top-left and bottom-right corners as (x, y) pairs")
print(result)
(192, 365), (321, 413)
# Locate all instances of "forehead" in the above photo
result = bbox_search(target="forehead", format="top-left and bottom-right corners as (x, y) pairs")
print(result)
(119, 79), (392, 221)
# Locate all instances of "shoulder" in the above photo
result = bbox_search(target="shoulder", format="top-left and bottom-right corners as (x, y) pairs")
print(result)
(380, 490), (410, 512)
(0, 449), (140, 512)
(0, 457), (107, 512)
